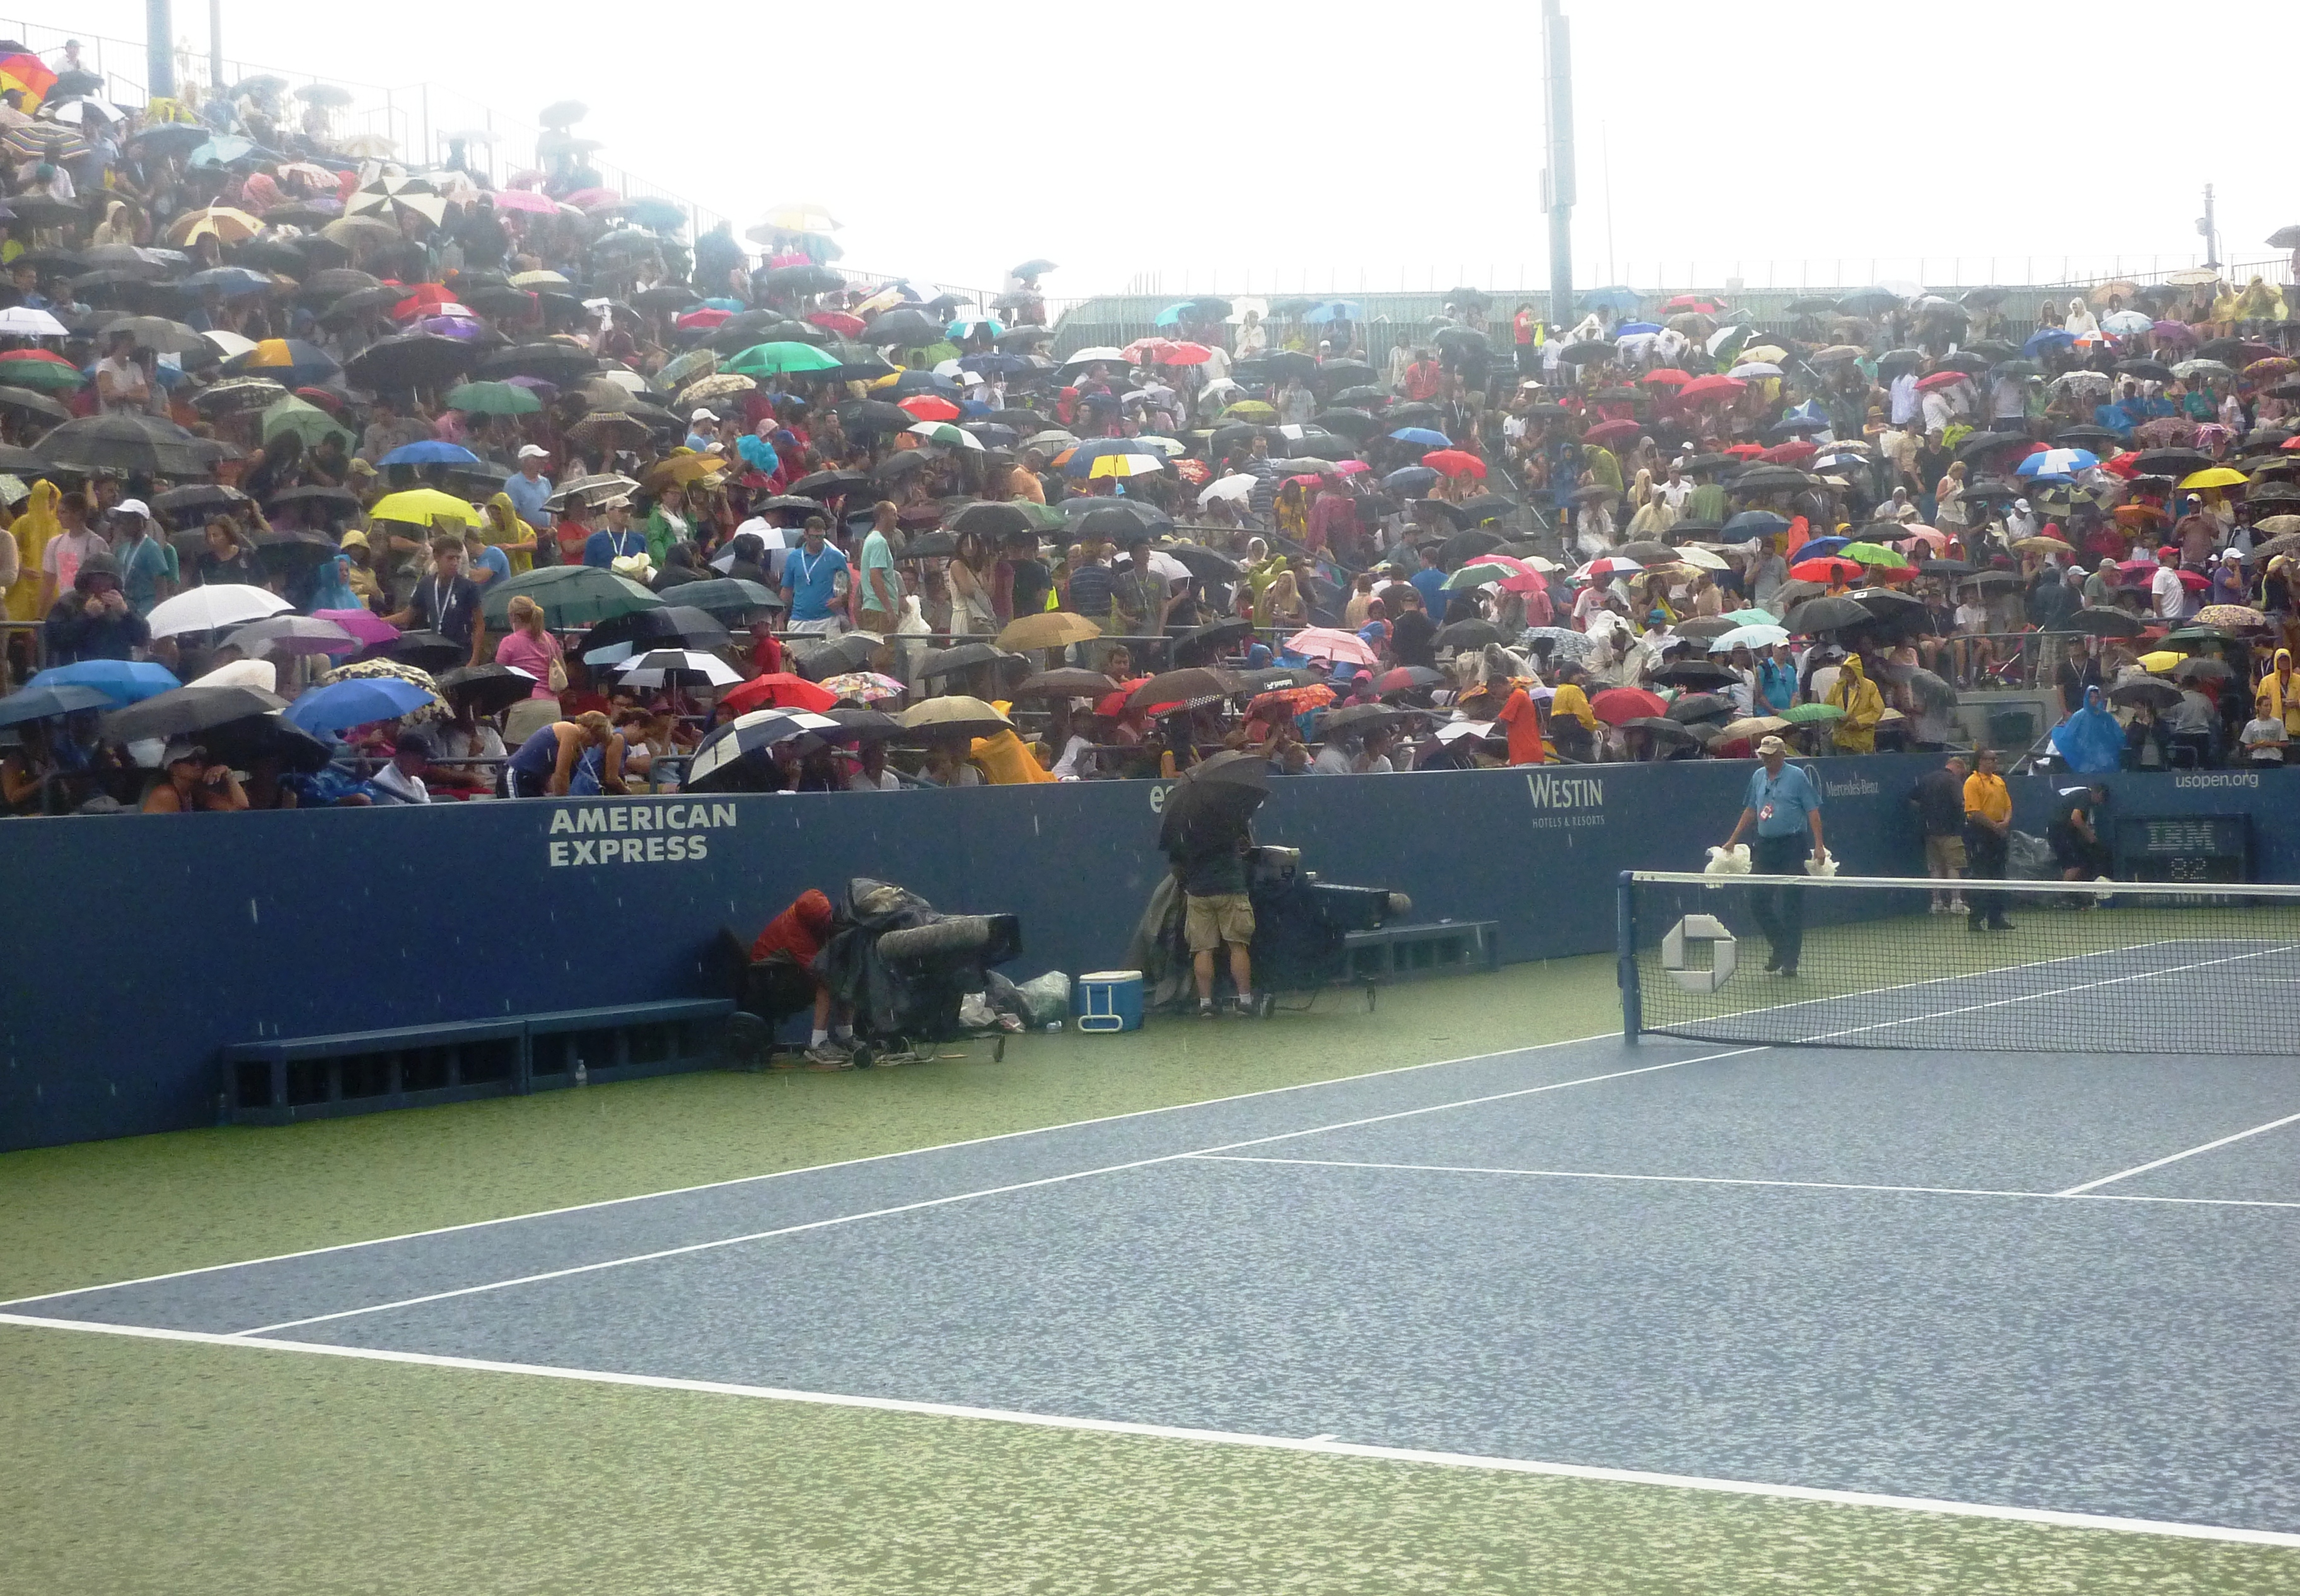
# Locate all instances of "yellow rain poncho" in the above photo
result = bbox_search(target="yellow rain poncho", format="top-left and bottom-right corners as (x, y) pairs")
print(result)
(1827, 653), (1884, 753)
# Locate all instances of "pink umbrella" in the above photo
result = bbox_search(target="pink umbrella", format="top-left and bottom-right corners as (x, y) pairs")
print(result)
(1896, 526), (1949, 552)
(1330, 459), (1371, 475)
(489, 188), (562, 216)
(1466, 554), (1547, 593)
(313, 609), (400, 650)
(1286, 627), (1379, 666)
(564, 187), (622, 211)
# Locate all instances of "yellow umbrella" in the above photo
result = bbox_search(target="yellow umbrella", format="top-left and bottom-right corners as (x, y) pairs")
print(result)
(642, 451), (729, 490)
(757, 204), (840, 235)
(1738, 344), (1788, 366)
(166, 205), (262, 245)
(2179, 466), (2248, 491)
(320, 214), (400, 248)
(2140, 651), (2185, 673)
(998, 611), (1100, 651)
(1222, 401), (1277, 420)
(369, 489), (481, 528)
(1089, 453), (1165, 479)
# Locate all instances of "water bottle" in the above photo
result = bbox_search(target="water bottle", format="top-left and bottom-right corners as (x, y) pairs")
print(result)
(572, 1054), (590, 1087)
(1045, 1021), (1064, 1033)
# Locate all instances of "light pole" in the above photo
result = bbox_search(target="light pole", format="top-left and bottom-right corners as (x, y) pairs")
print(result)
(145, 0), (175, 98)
(210, 0), (224, 96)
(1540, 0), (1576, 327)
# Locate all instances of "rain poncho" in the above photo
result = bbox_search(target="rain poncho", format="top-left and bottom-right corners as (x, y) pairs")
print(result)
(483, 492), (537, 574)
(306, 553), (363, 613)
(2257, 650), (2300, 735)
(2053, 685), (2127, 772)
(1825, 654), (1883, 753)
(6, 480), (58, 622)
(1548, 681), (1597, 732)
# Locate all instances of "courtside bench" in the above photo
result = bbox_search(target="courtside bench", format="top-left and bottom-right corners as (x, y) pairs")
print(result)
(1342, 920), (1501, 986)
(222, 998), (735, 1126)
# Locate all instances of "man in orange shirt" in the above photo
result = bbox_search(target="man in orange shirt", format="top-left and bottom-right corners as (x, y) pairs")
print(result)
(1961, 746), (2015, 931)
(1403, 349), (1445, 402)
(1495, 680), (1547, 765)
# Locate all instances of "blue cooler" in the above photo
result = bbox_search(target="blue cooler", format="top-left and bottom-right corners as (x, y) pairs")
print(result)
(1075, 970), (1144, 1032)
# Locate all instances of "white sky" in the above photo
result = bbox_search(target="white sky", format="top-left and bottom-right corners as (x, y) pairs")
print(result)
(42, 1), (2300, 301)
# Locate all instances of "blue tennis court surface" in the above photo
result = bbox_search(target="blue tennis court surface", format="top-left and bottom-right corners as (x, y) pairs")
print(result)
(9, 1033), (2297, 1539)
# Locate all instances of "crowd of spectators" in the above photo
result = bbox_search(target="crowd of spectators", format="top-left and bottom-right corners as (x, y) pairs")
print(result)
(0, 35), (2297, 815)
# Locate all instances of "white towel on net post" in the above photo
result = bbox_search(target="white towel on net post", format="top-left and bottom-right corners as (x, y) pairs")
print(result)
(1704, 844), (1751, 876)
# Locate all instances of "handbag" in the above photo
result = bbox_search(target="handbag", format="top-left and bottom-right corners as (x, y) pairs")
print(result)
(547, 640), (570, 694)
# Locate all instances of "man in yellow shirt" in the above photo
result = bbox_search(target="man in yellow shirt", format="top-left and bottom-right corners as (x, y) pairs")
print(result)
(1961, 746), (2014, 931)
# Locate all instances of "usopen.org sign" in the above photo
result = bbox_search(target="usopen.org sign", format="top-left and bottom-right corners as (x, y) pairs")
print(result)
(1525, 770), (1606, 832)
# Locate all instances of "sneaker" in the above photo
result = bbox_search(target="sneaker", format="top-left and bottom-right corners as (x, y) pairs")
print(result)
(804, 1040), (852, 1066)
(1928, 901), (1947, 915)
(1990, 919), (2016, 932)
(1779, 963), (1798, 978)
(1230, 995), (1258, 1017)
(1762, 952), (1782, 972)
(1199, 1000), (1218, 1020)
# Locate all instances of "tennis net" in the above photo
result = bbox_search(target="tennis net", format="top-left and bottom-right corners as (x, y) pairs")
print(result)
(1620, 870), (2300, 1054)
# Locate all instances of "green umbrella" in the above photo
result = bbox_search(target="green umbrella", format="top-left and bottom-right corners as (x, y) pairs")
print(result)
(1724, 607), (1779, 627)
(1837, 541), (1902, 566)
(481, 564), (662, 628)
(260, 395), (352, 449)
(913, 340), (961, 366)
(1016, 502), (1069, 533)
(1780, 702), (1846, 724)
(1443, 564), (1505, 589)
(0, 357), (86, 392)
(444, 380), (543, 416)
(724, 341), (841, 377)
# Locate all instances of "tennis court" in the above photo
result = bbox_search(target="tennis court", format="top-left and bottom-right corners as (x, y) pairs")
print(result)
(11, 1005), (2297, 1545)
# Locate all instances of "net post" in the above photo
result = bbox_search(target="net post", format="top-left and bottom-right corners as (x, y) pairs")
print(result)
(1616, 871), (1641, 1044)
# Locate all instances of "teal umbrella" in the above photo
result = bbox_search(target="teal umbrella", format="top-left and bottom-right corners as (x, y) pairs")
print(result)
(724, 341), (841, 377)
(444, 380), (543, 416)
(1780, 702), (1846, 724)
(481, 565), (662, 628)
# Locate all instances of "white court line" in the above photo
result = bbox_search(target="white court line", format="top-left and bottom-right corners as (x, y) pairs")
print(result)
(1193, 1155), (2300, 1211)
(3, 1310), (2293, 1550)
(2058, 1110), (2300, 1198)
(1, 1027), (1649, 1310)
(224, 1048), (1763, 1338)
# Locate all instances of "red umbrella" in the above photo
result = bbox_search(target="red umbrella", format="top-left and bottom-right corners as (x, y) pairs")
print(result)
(676, 308), (731, 330)
(1722, 442), (1766, 460)
(1591, 687), (1667, 725)
(1915, 371), (1968, 393)
(1251, 683), (1335, 714)
(806, 310), (865, 336)
(1641, 368), (1692, 386)
(2100, 449), (2140, 478)
(2178, 569), (2211, 591)
(1583, 418), (1641, 449)
(898, 395), (961, 422)
(1156, 341), (1214, 366)
(1422, 449), (1487, 479)
(0, 348), (76, 369)
(1759, 439), (1816, 466)
(1676, 374), (1745, 403)
(1095, 679), (1151, 717)
(1789, 557), (1865, 583)
(721, 673), (839, 715)
(2284, 436), (2300, 453)
(393, 284), (458, 320)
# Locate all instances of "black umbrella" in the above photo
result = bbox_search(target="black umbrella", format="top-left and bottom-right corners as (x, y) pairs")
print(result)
(583, 604), (732, 657)
(1163, 545), (1243, 580)
(1168, 617), (1255, 662)
(786, 468), (873, 500)
(37, 412), (212, 476)
(2069, 606), (2148, 639)
(1849, 587), (1928, 619)
(1312, 359), (1378, 391)
(1311, 408), (1379, 439)
(860, 308), (941, 347)
(2132, 448), (2212, 478)
(1128, 666), (1245, 709)
(764, 263), (845, 296)
(2118, 359), (2175, 385)
(902, 530), (958, 558)
(1321, 703), (1400, 736)
(1650, 661), (1737, 690)
(1013, 668), (1120, 698)
(823, 707), (903, 739)
(1918, 558), (1976, 577)
(477, 342), (600, 382)
(791, 632), (883, 679)
(373, 631), (467, 671)
(1158, 748), (1269, 854)
(1953, 431), (2029, 462)
(1784, 595), (1875, 632)
(1662, 692), (1736, 724)
(836, 398), (911, 436)
(299, 269), (386, 305)
(102, 683), (287, 743)
(202, 711), (334, 773)
(1431, 619), (1505, 651)
(948, 500), (1032, 540)
(873, 449), (938, 480)
(2109, 677), (2183, 712)
(1439, 529), (1504, 568)
(433, 663), (540, 716)
(151, 482), (252, 521)
(0, 385), (72, 424)
(1076, 503), (1159, 541)
(2052, 425), (2122, 453)
(1457, 494), (1519, 524)
(245, 528), (337, 572)
(345, 332), (482, 390)
(919, 640), (1019, 679)
(265, 484), (363, 519)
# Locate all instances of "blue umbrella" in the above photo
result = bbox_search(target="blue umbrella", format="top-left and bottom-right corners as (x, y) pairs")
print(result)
(2023, 328), (2078, 357)
(959, 352), (1031, 376)
(701, 297), (746, 311)
(380, 440), (483, 467)
(183, 266), (276, 298)
(1389, 427), (1451, 448)
(282, 676), (437, 734)
(1383, 466), (1439, 495)
(1153, 302), (1192, 328)
(0, 684), (113, 727)
(1724, 509), (1791, 537)
(2014, 447), (2098, 479)
(25, 659), (180, 704)
(1792, 535), (1850, 560)
(1304, 301), (1362, 323)
(946, 317), (1003, 339)
(1615, 321), (1664, 337)
(1580, 286), (1644, 312)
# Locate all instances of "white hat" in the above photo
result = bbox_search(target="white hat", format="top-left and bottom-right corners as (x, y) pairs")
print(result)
(690, 407), (717, 422)
(517, 444), (549, 460)
(113, 497), (149, 518)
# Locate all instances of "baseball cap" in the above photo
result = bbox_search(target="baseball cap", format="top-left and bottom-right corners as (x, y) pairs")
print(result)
(393, 728), (435, 760)
(517, 444), (550, 460)
(690, 407), (717, 422)
(1756, 734), (1789, 755)
(113, 498), (149, 518)
(338, 529), (368, 549)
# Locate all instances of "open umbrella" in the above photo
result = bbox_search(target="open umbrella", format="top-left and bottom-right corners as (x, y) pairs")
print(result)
(481, 565), (661, 628)
(144, 584), (292, 637)
(284, 674), (438, 734)
(895, 695), (1013, 739)
(102, 683), (287, 743)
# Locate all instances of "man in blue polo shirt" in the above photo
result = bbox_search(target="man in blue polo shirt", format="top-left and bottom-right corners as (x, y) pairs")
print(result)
(780, 515), (850, 635)
(1721, 734), (1827, 976)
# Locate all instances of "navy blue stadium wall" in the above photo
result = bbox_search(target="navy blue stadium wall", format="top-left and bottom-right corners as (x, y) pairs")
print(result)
(4, 756), (2295, 1149)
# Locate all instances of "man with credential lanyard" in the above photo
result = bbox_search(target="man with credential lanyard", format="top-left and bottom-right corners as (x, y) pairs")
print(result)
(1720, 734), (1827, 977)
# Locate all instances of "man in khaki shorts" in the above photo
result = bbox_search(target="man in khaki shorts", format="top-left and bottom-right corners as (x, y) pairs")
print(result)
(1908, 755), (1969, 914)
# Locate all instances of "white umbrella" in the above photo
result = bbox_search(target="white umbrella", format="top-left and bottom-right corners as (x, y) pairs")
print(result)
(1144, 551), (1191, 584)
(1435, 720), (1497, 744)
(1711, 623), (1789, 652)
(47, 97), (123, 125)
(202, 329), (257, 361)
(1199, 473), (1257, 507)
(193, 657), (278, 691)
(615, 649), (743, 688)
(1671, 546), (1731, 570)
(146, 584), (291, 637)
(0, 305), (69, 337)
(1058, 347), (1128, 367)
(1728, 361), (1784, 379)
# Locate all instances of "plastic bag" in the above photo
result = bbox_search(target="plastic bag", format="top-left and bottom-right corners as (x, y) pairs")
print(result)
(1013, 971), (1072, 1028)
(2006, 830), (2057, 881)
